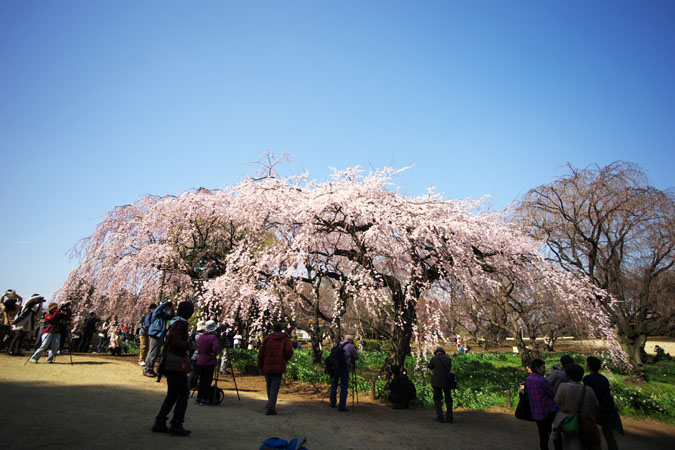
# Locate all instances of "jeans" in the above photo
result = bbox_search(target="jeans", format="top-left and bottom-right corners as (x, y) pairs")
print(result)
(145, 336), (162, 373)
(329, 365), (350, 409)
(156, 372), (190, 427)
(264, 373), (283, 411)
(30, 333), (61, 362)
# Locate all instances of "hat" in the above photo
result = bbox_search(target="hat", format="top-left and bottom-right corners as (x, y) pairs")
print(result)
(434, 347), (446, 355)
(47, 302), (58, 312)
(205, 320), (218, 332)
(196, 320), (206, 331)
(344, 335), (354, 342)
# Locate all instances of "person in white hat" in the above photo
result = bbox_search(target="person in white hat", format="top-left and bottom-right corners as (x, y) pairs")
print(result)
(196, 320), (221, 405)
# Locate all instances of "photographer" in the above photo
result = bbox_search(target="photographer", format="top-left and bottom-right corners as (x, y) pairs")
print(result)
(144, 300), (174, 377)
(28, 301), (72, 363)
(387, 365), (416, 409)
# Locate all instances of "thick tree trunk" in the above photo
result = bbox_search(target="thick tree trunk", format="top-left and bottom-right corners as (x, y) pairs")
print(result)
(382, 288), (417, 373)
(617, 333), (648, 378)
(310, 305), (323, 364)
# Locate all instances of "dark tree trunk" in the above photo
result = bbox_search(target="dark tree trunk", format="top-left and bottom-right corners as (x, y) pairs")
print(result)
(382, 284), (417, 373)
(617, 333), (648, 378)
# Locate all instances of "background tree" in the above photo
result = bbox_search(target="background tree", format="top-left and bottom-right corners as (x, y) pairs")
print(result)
(515, 161), (675, 376)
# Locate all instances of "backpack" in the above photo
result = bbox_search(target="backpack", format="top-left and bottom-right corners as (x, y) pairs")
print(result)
(260, 437), (307, 450)
(324, 342), (346, 375)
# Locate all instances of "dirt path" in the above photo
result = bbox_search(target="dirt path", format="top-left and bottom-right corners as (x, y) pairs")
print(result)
(1, 353), (673, 450)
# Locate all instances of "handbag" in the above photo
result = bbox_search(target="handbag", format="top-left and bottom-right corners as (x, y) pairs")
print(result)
(515, 389), (534, 421)
(158, 352), (189, 374)
(560, 385), (586, 435)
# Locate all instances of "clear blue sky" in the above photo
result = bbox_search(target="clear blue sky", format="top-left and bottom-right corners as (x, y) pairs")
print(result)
(1, 1), (673, 300)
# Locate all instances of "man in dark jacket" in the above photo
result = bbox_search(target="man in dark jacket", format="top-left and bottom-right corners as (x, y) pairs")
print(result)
(152, 301), (195, 437)
(257, 323), (294, 415)
(428, 347), (453, 423)
(387, 365), (416, 409)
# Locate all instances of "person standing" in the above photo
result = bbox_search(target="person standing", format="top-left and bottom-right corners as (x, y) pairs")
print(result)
(138, 304), (156, 366)
(526, 359), (561, 450)
(583, 357), (618, 450)
(196, 320), (220, 405)
(328, 335), (359, 412)
(548, 355), (574, 391)
(428, 347), (454, 423)
(233, 332), (242, 349)
(28, 302), (72, 363)
(257, 322), (294, 415)
(8, 294), (43, 356)
(144, 300), (174, 377)
(152, 301), (195, 437)
(555, 364), (601, 450)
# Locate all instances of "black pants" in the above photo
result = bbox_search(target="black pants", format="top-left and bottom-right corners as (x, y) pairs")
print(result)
(535, 412), (562, 450)
(197, 364), (215, 402)
(156, 372), (190, 427)
(433, 386), (453, 419)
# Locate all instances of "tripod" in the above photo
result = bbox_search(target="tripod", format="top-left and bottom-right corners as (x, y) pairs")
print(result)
(350, 362), (359, 412)
(222, 347), (240, 401)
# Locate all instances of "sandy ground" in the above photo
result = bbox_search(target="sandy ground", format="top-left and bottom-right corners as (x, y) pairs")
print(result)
(0, 353), (673, 450)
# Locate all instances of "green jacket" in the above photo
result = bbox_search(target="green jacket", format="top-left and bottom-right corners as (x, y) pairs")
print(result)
(428, 353), (453, 388)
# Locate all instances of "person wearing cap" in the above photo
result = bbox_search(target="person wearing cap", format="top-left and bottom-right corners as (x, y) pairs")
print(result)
(195, 320), (221, 405)
(145, 300), (174, 377)
(329, 334), (359, 412)
(257, 323), (294, 415)
(8, 294), (44, 356)
(428, 347), (454, 423)
(138, 304), (156, 366)
(28, 301), (72, 363)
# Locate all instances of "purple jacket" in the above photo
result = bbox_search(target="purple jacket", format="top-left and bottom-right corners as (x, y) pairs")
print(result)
(197, 331), (220, 366)
(526, 373), (560, 420)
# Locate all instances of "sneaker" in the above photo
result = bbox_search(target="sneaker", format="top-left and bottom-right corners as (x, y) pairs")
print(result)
(265, 409), (277, 415)
(28, 359), (38, 364)
(169, 426), (191, 437)
(151, 422), (169, 433)
(143, 371), (157, 378)
(139, 362), (145, 366)
(47, 360), (54, 364)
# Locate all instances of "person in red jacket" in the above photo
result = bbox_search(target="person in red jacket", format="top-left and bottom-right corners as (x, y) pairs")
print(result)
(257, 322), (293, 415)
(28, 302), (72, 363)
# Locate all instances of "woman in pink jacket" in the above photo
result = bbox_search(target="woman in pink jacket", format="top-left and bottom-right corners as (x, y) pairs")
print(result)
(196, 320), (220, 405)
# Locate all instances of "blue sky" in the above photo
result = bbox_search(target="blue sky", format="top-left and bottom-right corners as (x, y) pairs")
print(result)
(1, 1), (673, 300)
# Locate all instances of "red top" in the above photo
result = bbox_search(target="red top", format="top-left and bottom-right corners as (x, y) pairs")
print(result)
(257, 331), (293, 374)
(42, 307), (72, 335)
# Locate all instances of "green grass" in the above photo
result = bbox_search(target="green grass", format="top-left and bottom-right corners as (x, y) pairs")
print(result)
(237, 348), (675, 424)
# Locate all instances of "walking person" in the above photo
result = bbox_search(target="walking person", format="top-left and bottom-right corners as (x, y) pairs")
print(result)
(527, 359), (562, 450)
(152, 301), (195, 437)
(78, 311), (98, 352)
(328, 335), (359, 412)
(583, 357), (619, 450)
(196, 320), (220, 405)
(257, 322), (294, 415)
(28, 302), (72, 363)
(555, 363), (601, 450)
(428, 347), (454, 423)
(144, 300), (174, 377)
(138, 304), (156, 366)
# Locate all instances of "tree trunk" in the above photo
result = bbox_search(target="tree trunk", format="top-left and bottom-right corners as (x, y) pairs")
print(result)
(310, 304), (323, 364)
(617, 333), (648, 378)
(382, 291), (417, 373)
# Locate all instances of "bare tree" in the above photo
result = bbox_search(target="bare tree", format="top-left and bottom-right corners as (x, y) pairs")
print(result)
(515, 161), (675, 376)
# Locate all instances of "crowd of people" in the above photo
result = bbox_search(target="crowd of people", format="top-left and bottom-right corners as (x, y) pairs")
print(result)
(523, 355), (621, 450)
(5, 290), (631, 447)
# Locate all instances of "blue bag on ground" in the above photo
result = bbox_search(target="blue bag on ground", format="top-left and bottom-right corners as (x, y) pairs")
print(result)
(260, 436), (307, 450)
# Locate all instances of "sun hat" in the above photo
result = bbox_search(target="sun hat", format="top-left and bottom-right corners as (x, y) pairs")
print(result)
(47, 302), (58, 312)
(205, 320), (218, 332)
(196, 320), (206, 331)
